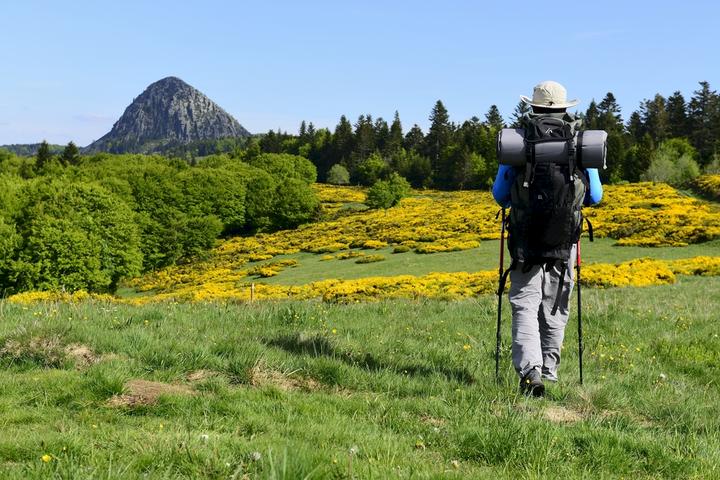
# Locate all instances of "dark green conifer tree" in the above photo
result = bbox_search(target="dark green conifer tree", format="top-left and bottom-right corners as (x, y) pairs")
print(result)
(484, 105), (505, 130)
(332, 115), (354, 167)
(61, 141), (80, 166)
(353, 114), (376, 163)
(641, 94), (669, 143)
(403, 124), (424, 152)
(374, 117), (389, 154)
(666, 91), (689, 139)
(424, 100), (452, 187)
(627, 110), (645, 142)
(623, 133), (654, 182)
(597, 93), (623, 132)
(510, 101), (530, 128)
(386, 111), (404, 154)
(35, 140), (52, 172)
(584, 100), (600, 129)
(688, 81), (719, 164)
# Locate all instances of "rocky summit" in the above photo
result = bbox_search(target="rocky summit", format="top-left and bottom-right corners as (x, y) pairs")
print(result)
(85, 76), (250, 153)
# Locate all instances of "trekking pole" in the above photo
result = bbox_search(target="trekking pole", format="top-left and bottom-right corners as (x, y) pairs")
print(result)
(577, 238), (584, 385)
(495, 208), (506, 383)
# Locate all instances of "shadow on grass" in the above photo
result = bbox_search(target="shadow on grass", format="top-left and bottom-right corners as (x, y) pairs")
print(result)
(266, 333), (475, 385)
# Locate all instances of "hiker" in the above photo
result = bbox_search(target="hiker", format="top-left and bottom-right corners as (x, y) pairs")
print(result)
(492, 80), (603, 396)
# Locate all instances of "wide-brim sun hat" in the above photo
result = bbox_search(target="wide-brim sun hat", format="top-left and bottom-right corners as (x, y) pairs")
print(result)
(520, 80), (579, 109)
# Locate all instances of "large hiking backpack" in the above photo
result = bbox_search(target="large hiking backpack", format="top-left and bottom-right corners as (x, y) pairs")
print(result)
(507, 114), (588, 264)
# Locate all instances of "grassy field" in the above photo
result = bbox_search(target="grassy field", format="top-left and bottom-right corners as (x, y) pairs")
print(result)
(4, 183), (720, 478)
(2, 276), (719, 478)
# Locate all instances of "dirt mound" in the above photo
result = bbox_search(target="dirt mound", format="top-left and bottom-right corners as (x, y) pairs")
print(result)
(249, 365), (320, 391)
(108, 379), (195, 407)
(65, 344), (100, 368)
(0, 335), (65, 368)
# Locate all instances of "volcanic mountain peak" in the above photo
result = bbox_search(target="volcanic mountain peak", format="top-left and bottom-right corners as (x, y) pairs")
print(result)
(85, 76), (250, 153)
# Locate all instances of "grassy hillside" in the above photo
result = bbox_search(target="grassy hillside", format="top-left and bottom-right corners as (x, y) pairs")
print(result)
(1, 276), (718, 478)
(3, 182), (719, 478)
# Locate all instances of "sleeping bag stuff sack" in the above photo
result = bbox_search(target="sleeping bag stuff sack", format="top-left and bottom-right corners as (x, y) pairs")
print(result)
(497, 128), (607, 169)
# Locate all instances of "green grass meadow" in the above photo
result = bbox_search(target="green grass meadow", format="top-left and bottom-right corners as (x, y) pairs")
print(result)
(2, 274), (719, 478)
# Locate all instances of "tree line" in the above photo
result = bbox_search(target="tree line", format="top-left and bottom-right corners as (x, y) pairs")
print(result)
(254, 80), (719, 188)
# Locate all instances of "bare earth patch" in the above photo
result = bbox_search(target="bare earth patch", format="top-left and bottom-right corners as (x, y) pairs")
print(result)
(65, 344), (100, 368)
(0, 335), (65, 367)
(543, 406), (584, 423)
(249, 365), (320, 391)
(108, 379), (196, 407)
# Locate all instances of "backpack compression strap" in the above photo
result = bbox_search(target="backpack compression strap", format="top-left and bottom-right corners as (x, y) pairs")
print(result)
(523, 141), (534, 187)
(551, 261), (568, 316)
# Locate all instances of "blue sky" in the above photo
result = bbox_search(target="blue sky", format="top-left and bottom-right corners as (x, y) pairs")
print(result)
(1, 0), (718, 146)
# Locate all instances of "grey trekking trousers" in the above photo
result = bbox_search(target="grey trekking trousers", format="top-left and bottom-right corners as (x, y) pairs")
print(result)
(509, 245), (576, 381)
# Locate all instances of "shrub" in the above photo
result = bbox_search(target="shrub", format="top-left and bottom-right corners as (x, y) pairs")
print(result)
(327, 164), (350, 185)
(366, 173), (411, 209)
(362, 240), (387, 249)
(355, 254), (385, 264)
(272, 178), (320, 229)
(336, 251), (365, 260)
(356, 152), (389, 186)
(366, 181), (395, 209)
(704, 154), (720, 174)
(694, 175), (720, 200)
(242, 167), (277, 231)
(642, 139), (700, 186)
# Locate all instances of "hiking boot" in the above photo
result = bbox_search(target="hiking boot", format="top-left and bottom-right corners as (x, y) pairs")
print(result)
(520, 368), (545, 397)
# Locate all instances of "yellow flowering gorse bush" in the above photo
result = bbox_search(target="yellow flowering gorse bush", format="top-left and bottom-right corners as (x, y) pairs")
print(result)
(11, 256), (720, 305)
(694, 174), (720, 201)
(585, 182), (720, 246)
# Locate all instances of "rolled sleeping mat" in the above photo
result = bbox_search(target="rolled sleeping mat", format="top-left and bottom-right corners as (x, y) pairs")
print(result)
(576, 130), (607, 169)
(497, 128), (526, 166)
(497, 128), (571, 165)
(534, 141), (569, 164)
(497, 128), (608, 170)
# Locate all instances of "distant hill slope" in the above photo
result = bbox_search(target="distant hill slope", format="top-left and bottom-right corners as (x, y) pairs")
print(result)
(84, 76), (251, 154)
(0, 143), (64, 156)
